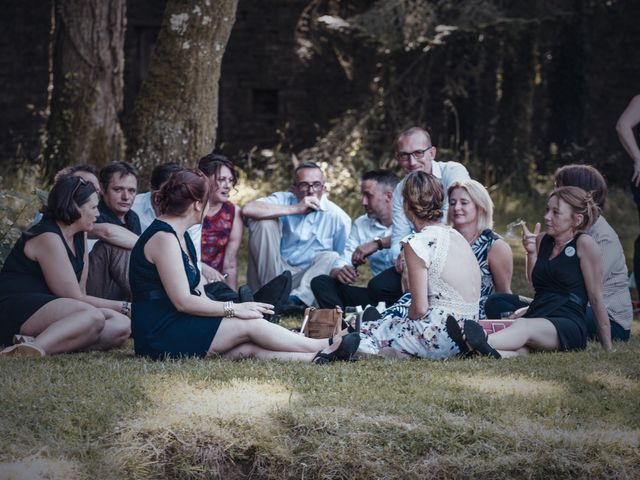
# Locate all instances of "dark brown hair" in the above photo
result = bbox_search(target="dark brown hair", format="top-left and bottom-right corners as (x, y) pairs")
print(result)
(554, 164), (608, 209)
(155, 169), (210, 216)
(43, 176), (97, 225)
(402, 171), (444, 223)
(54, 164), (97, 184)
(99, 161), (139, 189)
(197, 153), (237, 187)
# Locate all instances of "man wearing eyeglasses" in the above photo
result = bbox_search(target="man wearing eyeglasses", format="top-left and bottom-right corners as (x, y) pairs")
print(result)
(367, 126), (470, 306)
(243, 161), (351, 311)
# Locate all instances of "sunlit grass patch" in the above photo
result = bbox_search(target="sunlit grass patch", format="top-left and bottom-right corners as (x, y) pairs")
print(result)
(110, 377), (300, 479)
(452, 373), (567, 398)
(585, 371), (640, 393)
(126, 376), (299, 428)
(0, 455), (83, 480)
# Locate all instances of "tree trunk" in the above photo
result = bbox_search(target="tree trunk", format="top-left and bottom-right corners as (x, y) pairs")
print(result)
(126, 0), (238, 172)
(43, 0), (126, 182)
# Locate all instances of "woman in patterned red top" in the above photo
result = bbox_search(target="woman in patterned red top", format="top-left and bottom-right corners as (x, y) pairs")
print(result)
(198, 154), (243, 290)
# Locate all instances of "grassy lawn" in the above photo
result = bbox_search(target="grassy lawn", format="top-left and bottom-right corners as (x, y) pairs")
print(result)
(1, 186), (639, 479)
(1, 337), (639, 479)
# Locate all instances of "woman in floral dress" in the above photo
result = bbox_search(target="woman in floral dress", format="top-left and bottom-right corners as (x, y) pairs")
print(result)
(358, 172), (481, 360)
(378, 179), (512, 323)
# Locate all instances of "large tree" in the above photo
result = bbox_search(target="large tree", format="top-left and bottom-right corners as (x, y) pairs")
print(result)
(127, 0), (238, 172)
(44, 0), (126, 181)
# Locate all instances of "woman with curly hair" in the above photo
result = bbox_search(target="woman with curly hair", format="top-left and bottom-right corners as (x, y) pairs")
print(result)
(357, 171), (481, 360)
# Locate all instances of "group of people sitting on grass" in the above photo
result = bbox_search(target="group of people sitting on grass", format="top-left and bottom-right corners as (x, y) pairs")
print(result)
(0, 124), (634, 363)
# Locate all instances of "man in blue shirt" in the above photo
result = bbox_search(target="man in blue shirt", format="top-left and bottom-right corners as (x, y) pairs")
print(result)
(243, 162), (351, 308)
(367, 127), (470, 306)
(311, 170), (398, 309)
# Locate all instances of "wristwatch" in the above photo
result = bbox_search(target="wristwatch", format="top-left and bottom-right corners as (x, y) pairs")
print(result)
(374, 236), (383, 250)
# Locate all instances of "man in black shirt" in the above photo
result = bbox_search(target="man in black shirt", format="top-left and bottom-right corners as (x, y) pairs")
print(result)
(86, 162), (140, 300)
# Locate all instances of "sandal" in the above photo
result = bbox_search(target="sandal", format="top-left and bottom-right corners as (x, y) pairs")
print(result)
(313, 332), (360, 364)
(445, 316), (471, 358)
(0, 343), (45, 357)
(343, 312), (362, 334)
(463, 320), (501, 358)
(13, 334), (36, 345)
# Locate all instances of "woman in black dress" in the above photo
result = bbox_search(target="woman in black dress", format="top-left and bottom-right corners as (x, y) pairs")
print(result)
(0, 176), (131, 356)
(448, 186), (613, 357)
(130, 169), (358, 362)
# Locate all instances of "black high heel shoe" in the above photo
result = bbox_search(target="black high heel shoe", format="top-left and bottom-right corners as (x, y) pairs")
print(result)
(313, 332), (361, 364)
(445, 315), (471, 358)
(463, 320), (501, 359)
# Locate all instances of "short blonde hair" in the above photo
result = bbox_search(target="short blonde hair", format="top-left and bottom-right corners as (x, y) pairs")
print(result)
(447, 179), (494, 231)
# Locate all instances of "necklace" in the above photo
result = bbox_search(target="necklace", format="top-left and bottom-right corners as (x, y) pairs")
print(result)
(553, 234), (574, 248)
(466, 230), (481, 245)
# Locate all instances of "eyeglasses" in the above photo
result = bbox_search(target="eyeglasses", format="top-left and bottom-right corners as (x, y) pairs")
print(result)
(296, 181), (324, 191)
(72, 176), (88, 197)
(395, 146), (433, 162)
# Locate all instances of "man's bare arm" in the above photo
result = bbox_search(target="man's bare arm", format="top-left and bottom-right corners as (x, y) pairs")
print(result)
(616, 95), (640, 186)
(89, 223), (138, 250)
(242, 197), (318, 220)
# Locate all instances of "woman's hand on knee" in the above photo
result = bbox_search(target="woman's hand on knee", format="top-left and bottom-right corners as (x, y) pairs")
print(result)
(233, 302), (274, 320)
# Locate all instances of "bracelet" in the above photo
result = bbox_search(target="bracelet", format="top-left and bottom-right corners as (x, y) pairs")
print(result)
(374, 237), (384, 250)
(120, 301), (130, 315)
(223, 301), (235, 318)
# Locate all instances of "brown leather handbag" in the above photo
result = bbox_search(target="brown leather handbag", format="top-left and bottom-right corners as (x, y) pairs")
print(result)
(300, 306), (343, 339)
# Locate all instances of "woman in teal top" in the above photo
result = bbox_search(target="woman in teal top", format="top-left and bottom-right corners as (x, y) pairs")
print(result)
(129, 169), (359, 362)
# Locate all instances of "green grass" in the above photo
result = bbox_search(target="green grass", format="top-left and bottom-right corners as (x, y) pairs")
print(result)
(1, 186), (640, 479)
(1, 337), (639, 479)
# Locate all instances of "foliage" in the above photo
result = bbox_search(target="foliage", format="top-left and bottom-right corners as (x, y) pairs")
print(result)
(276, 0), (640, 194)
(0, 188), (43, 268)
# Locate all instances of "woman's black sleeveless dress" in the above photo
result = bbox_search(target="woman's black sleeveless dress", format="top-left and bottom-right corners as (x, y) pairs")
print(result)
(130, 219), (222, 359)
(0, 218), (85, 346)
(525, 233), (588, 351)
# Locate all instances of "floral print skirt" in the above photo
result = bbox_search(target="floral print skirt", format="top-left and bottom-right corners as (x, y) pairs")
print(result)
(359, 293), (477, 360)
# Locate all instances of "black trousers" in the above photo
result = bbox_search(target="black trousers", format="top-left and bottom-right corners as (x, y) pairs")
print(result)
(632, 182), (640, 290)
(367, 267), (403, 306)
(484, 293), (530, 319)
(310, 275), (372, 309)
